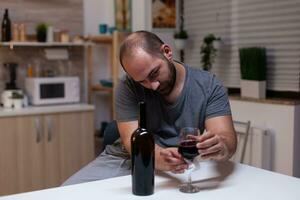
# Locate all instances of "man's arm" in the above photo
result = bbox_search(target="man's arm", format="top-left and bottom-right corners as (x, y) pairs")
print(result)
(196, 115), (237, 161)
(117, 121), (188, 173)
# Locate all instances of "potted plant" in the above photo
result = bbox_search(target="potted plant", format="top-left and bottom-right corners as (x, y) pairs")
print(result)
(36, 23), (48, 42)
(239, 47), (267, 99)
(200, 33), (221, 71)
(11, 91), (24, 109)
(174, 29), (188, 50)
(173, 0), (188, 51)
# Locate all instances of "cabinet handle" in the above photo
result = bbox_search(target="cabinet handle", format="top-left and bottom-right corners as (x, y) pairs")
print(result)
(47, 117), (53, 142)
(35, 118), (42, 143)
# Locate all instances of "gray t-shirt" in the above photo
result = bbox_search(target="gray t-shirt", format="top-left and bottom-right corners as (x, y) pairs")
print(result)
(115, 64), (231, 148)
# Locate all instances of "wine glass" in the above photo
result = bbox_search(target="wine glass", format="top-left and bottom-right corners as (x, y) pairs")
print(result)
(178, 127), (200, 193)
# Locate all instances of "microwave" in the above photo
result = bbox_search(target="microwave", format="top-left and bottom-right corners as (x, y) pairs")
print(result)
(25, 77), (80, 105)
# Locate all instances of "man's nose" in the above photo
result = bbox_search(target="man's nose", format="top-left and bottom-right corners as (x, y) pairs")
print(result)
(143, 80), (160, 91)
(149, 81), (160, 91)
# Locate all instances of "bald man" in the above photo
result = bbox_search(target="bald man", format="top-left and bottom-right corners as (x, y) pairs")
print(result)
(62, 31), (236, 186)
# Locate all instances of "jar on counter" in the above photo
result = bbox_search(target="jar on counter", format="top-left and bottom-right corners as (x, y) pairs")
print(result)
(19, 23), (27, 42)
(60, 30), (70, 42)
(47, 25), (54, 43)
(12, 23), (19, 41)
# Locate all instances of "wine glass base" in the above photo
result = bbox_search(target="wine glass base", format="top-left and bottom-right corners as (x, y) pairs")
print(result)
(179, 184), (200, 193)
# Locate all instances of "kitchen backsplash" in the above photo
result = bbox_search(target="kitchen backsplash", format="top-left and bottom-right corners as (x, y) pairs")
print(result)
(0, 0), (83, 36)
(0, 47), (85, 101)
(0, 0), (85, 101)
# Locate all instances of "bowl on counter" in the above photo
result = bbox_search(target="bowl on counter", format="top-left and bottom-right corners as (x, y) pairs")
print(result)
(99, 79), (113, 88)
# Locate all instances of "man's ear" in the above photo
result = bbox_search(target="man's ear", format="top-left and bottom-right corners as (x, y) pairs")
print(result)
(160, 44), (173, 60)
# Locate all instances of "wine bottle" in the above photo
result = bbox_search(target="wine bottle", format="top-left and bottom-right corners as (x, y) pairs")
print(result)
(131, 101), (155, 196)
(1, 9), (12, 42)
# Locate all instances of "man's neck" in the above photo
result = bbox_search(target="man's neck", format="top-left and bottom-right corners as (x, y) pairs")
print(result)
(163, 61), (186, 104)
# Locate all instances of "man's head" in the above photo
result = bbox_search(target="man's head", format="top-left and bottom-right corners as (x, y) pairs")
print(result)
(119, 31), (176, 96)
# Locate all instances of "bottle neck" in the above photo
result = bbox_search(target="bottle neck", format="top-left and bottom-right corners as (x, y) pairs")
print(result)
(4, 9), (8, 17)
(139, 101), (146, 129)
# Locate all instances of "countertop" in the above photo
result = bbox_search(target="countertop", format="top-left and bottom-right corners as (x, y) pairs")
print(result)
(0, 161), (299, 200)
(0, 104), (94, 118)
(229, 95), (300, 105)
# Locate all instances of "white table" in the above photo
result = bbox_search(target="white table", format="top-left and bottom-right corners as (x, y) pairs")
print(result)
(1, 161), (300, 200)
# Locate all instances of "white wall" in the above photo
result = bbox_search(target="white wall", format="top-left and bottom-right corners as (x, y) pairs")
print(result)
(84, 0), (152, 35)
(83, 0), (114, 36)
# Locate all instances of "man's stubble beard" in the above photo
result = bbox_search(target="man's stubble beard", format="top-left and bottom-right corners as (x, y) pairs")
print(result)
(157, 59), (176, 96)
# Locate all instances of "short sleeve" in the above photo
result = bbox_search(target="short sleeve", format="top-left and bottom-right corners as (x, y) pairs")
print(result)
(205, 75), (232, 119)
(115, 76), (141, 122)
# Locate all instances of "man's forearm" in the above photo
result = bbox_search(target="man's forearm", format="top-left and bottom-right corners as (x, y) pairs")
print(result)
(221, 131), (237, 159)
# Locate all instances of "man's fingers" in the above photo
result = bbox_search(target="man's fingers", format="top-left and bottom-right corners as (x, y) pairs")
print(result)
(164, 156), (184, 164)
(200, 143), (229, 161)
(197, 135), (219, 149)
(200, 143), (222, 156)
(201, 150), (221, 160)
(159, 148), (189, 173)
(160, 149), (172, 157)
(198, 131), (214, 142)
(171, 164), (188, 173)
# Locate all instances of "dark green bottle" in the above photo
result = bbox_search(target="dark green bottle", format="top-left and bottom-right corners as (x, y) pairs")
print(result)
(1, 9), (12, 42)
(131, 101), (155, 196)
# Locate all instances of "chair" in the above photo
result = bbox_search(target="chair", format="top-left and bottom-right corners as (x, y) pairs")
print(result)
(102, 120), (120, 150)
(232, 120), (251, 163)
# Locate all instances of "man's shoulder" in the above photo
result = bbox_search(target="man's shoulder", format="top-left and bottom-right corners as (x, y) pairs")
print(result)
(117, 75), (146, 101)
(119, 75), (140, 90)
(187, 65), (212, 79)
(185, 65), (225, 97)
(186, 65), (215, 87)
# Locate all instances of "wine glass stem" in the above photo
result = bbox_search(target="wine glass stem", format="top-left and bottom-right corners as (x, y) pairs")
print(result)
(188, 171), (192, 186)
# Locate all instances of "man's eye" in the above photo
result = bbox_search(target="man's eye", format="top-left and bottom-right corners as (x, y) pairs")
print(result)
(149, 70), (159, 81)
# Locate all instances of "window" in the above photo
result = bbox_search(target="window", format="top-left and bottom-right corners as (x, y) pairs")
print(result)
(185, 0), (300, 92)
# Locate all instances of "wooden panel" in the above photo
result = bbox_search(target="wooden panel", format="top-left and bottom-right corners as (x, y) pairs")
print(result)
(58, 111), (94, 182)
(88, 35), (113, 43)
(43, 115), (61, 188)
(0, 117), (19, 195)
(78, 112), (95, 165)
(58, 112), (81, 181)
(0, 111), (94, 196)
(16, 116), (45, 193)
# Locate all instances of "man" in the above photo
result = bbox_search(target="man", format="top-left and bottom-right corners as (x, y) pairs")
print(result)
(62, 30), (236, 185)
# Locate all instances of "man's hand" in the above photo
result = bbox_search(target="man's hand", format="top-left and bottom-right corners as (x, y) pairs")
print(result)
(155, 146), (188, 173)
(196, 131), (230, 161)
(196, 115), (237, 161)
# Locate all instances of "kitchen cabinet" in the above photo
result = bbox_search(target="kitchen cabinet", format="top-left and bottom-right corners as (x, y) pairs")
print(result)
(16, 115), (47, 192)
(0, 118), (19, 195)
(230, 98), (300, 177)
(58, 112), (94, 181)
(0, 110), (94, 196)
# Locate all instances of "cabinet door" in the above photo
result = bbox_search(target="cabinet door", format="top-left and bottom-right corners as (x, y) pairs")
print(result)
(16, 116), (45, 193)
(0, 117), (19, 195)
(58, 112), (94, 182)
(43, 115), (61, 188)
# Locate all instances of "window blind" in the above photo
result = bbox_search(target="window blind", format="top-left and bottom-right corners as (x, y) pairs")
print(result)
(185, 0), (300, 91)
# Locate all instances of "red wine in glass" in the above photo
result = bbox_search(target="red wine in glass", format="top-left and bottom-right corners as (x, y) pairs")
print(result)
(178, 127), (201, 193)
(178, 140), (199, 161)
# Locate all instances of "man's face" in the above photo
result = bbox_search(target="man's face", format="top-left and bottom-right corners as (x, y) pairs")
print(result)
(122, 48), (176, 96)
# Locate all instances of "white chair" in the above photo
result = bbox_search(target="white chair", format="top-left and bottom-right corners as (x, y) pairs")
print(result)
(232, 120), (251, 163)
